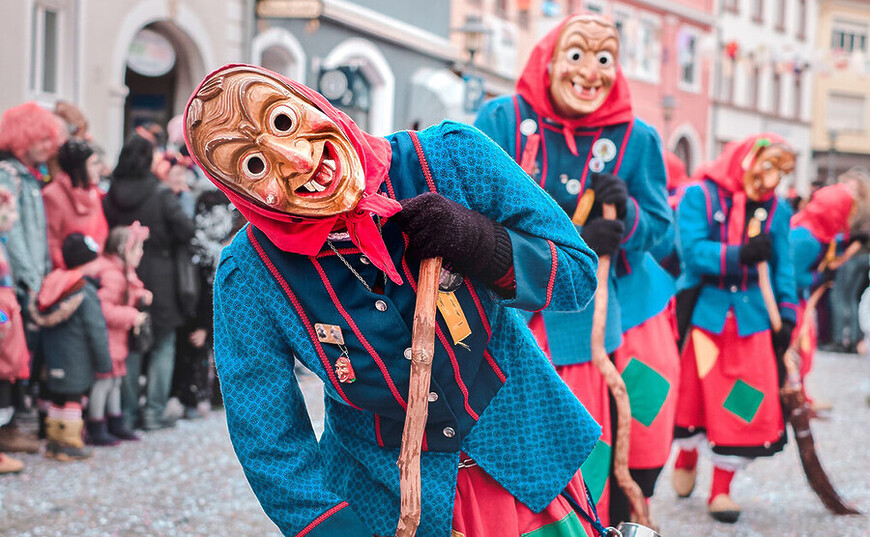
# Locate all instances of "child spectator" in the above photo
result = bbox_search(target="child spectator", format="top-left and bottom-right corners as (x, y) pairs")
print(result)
(82, 223), (150, 443)
(29, 233), (111, 461)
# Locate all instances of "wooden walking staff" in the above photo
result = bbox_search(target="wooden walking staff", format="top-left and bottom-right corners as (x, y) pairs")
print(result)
(748, 218), (861, 516)
(574, 191), (651, 527)
(396, 256), (443, 537)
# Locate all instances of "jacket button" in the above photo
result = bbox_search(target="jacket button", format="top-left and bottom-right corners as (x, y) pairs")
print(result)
(360, 256), (370, 265)
(375, 300), (388, 312)
(403, 347), (412, 360)
(442, 427), (455, 438)
(729, 285), (738, 293)
(428, 392), (438, 403)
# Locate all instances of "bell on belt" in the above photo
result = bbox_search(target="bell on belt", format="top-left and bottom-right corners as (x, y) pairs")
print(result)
(607, 522), (661, 537)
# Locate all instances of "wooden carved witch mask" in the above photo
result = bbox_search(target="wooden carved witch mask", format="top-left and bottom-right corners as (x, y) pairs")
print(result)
(185, 65), (365, 218)
(742, 140), (796, 201)
(549, 15), (619, 118)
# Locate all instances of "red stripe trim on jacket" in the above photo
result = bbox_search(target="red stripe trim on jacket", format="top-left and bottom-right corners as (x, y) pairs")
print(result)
(539, 126), (548, 188)
(311, 259), (408, 410)
(538, 239), (559, 312)
(247, 227), (359, 410)
(296, 502), (350, 537)
(374, 414), (384, 448)
(464, 279), (506, 383)
(620, 197), (641, 243)
(613, 118), (635, 174)
(409, 131), (437, 193)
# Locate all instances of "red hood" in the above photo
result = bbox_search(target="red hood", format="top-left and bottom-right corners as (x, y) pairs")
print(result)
(691, 133), (791, 244)
(36, 269), (85, 311)
(516, 13), (633, 155)
(53, 172), (103, 216)
(792, 183), (854, 244)
(184, 64), (403, 284)
(664, 151), (690, 210)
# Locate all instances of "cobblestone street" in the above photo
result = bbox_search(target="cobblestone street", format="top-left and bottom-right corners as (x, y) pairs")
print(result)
(1, 352), (867, 537)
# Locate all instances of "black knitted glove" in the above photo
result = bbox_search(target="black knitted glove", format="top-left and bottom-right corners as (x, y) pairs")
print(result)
(739, 234), (772, 265)
(589, 173), (628, 219)
(581, 218), (625, 257)
(772, 319), (795, 358)
(393, 192), (512, 284)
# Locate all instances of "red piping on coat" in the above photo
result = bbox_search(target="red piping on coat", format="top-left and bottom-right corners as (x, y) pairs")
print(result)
(296, 502), (350, 537)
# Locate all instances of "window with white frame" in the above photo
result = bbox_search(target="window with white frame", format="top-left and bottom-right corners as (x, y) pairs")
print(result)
(584, 0), (605, 14)
(832, 19), (868, 52)
(677, 27), (699, 90)
(29, 0), (74, 99)
(775, 0), (787, 31)
(612, 7), (635, 75)
(827, 92), (866, 132)
(635, 16), (662, 83)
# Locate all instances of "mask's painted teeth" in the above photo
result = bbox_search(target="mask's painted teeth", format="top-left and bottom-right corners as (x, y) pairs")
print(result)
(323, 159), (336, 171)
(300, 179), (327, 192)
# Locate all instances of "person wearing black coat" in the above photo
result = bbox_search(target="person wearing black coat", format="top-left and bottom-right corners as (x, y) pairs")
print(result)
(103, 134), (195, 431)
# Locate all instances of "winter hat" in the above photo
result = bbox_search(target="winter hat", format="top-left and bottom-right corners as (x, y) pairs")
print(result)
(62, 232), (100, 269)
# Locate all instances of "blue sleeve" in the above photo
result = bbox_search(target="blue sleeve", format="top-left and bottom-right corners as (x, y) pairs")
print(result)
(618, 122), (672, 253)
(212, 254), (371, 537)
(790, 226), (823, 293)
(771, 201), (798, 324)
(473, 97), (516, 158)
(676, 184), (742, 277)
(429, 123), (598, 313)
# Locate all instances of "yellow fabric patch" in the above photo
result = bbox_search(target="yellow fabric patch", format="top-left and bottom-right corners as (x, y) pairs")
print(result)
(451, 531), (465, 537)
(438, 291), (472, 347)
(692, 329), (718, 379)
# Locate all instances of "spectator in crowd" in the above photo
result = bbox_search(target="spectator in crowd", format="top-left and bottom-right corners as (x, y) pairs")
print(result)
(0, 187), (34, 469)
(42, 138), (109, 269)
(103, 133), (195, 431)
(82, 223), (151, 444)
(29, 233), (111, 461)
(173, 189), (235, 420)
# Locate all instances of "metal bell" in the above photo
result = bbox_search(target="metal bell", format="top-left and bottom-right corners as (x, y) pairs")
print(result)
(606, 522), (661, 537)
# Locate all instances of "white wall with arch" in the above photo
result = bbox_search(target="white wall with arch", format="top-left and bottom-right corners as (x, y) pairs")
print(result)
(251, 27), (307, 83)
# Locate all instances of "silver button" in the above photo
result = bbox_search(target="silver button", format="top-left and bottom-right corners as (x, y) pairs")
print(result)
(729, 285), (738, 293)
(375, 300), (388, 312)
(442, 427), (455, 438)
(403, 347), (412, 360)
(428, 392), (438, 403)
(360, 256), (370, 265)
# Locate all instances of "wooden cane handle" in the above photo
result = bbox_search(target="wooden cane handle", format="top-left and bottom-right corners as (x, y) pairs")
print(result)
(758, 261), (783, 333)
(396, 256), (443, 537)
(572, 190), (596, 226)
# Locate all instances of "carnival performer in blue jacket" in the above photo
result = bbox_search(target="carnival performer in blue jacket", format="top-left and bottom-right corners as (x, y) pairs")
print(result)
(184, 64), (607, 537)
(474, 13), (670, 525)
(672, 133), (798, 523)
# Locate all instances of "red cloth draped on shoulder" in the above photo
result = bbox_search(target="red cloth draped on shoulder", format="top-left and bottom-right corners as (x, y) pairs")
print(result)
(791, 183), (854, 244)
(691, 133), (791, 245)
(515, 12), (633, 156)
(183, 64), (403, 284)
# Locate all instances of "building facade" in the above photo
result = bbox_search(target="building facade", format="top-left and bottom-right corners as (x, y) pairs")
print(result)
(811, 0), (870, 182)
(253, 0), (466, 134)
(711, 0), (817, 194)
(0, 0), (254, 162)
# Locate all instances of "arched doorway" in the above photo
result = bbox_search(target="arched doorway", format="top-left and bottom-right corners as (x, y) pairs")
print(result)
(252, 28), (307, 82)
(674, 136), (694, 176)
(123, 21), (205, 141)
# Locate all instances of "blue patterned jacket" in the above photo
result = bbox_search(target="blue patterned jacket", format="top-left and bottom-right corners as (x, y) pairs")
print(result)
(213, 123), (601, 537)
(676, 180), (798, 336)
(474, 96), (671, 361)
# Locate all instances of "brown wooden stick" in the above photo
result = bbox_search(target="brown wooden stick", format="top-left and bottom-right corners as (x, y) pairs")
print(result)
(395, 256), (443, 537)
(590, 204), (651, 527)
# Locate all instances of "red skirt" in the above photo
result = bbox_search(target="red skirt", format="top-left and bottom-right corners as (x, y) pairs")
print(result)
(0, 287), (29, 380)
(675, 314), (785, 451)
(613, 305), (680, 469)
(453, 461), (595, 536)
(529, 312), (611, 527)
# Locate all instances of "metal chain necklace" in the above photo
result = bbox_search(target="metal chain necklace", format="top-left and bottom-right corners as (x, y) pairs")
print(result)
(325, 216), (384, 294)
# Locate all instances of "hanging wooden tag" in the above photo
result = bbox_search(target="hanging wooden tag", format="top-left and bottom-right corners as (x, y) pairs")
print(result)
(436, 292), (471, 348)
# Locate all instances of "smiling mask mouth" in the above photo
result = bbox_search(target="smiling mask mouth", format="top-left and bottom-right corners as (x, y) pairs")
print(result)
(572, 82), (602, 100)
(295, 142), (341, 197)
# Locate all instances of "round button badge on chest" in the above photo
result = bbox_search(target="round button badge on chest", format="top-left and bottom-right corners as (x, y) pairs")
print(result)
(375, 300), (388, 312)
(442, 427), (456, 438)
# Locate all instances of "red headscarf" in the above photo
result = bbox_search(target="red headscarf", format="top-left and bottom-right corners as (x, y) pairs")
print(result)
(516, 13), (633, 156)
(664, 151), (690, 209)
(184, 64), (403, 284)
(692, 133), (791, 245)
(791, 183), (854, 244)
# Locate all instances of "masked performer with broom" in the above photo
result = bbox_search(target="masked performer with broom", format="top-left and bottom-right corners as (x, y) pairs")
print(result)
(474, 13), (671, 526)
(672, 134), (798, 523)
(184, 64), (612, 537)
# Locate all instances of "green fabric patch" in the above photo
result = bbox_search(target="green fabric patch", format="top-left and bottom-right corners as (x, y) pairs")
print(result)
(522, 511), (586, 537)
(580, 440), (611, 504)
(723, 379), (765, 423)
(621, 357), (670, 427)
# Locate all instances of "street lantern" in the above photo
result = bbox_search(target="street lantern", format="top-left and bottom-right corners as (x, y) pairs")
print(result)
(454, 14), (490, 64)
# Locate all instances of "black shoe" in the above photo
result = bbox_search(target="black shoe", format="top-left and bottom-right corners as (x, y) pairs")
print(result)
(85, 419), (121, 446)
(107, 415), (140, 441)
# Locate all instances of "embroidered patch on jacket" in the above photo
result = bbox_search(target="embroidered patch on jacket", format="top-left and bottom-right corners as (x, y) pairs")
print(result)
(579, 439), (611, 504)
(722, 379), (764, 423)
(622, 357), (670, 427)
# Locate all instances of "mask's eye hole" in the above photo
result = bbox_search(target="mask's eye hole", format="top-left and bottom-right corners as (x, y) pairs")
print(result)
(269, 105), (298, 134)
(566, 47), (583, 64)
(762, 160), (773, 170)
(243, 153), (267, 179)
(596, 51), (614, 67)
